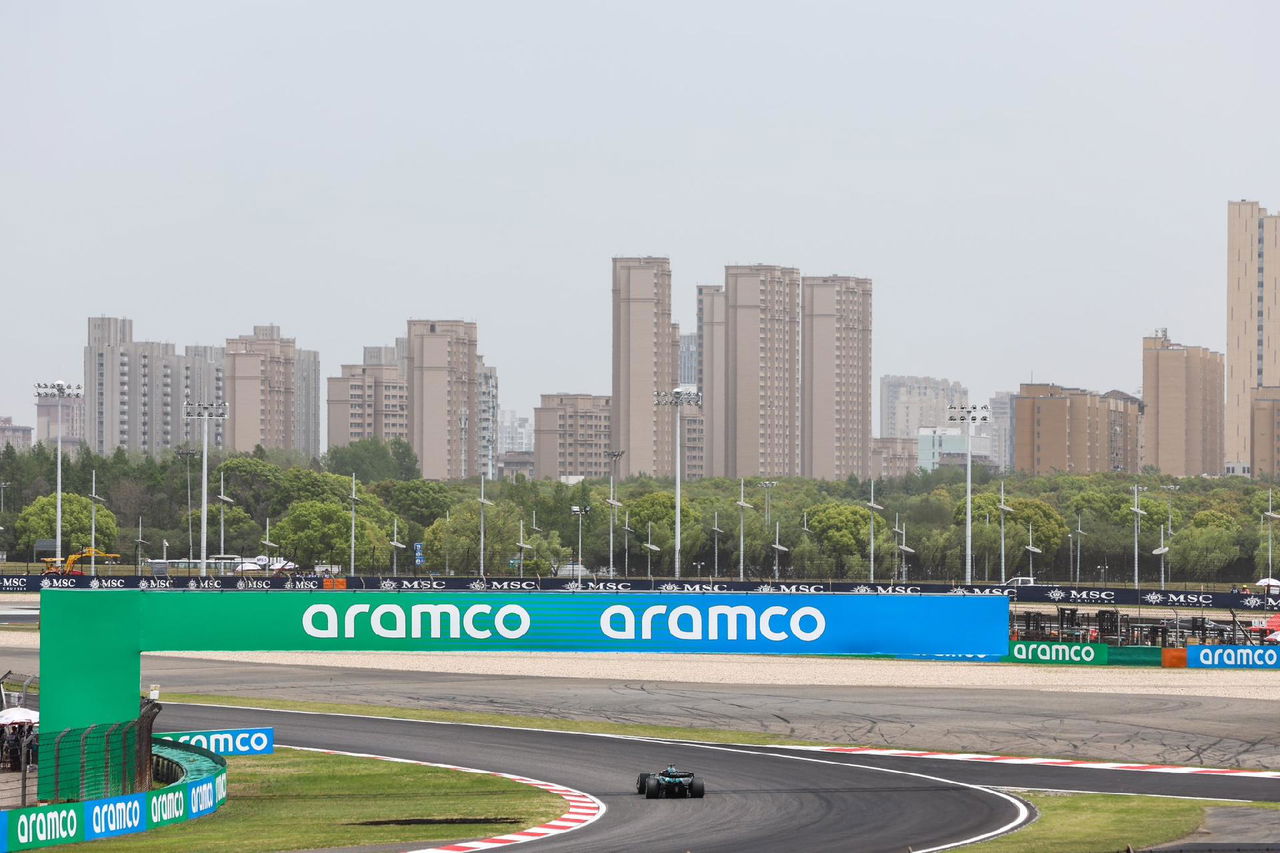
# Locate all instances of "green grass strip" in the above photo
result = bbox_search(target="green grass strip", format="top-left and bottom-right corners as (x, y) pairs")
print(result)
(87, 748), (564, 852)
(969, 792), (1280, 852)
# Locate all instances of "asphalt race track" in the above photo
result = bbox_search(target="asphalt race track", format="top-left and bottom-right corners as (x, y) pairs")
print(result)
(159, 702), (1031, 853)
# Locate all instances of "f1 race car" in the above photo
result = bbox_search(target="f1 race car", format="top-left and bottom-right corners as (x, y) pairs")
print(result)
(636, 765), (705, 798)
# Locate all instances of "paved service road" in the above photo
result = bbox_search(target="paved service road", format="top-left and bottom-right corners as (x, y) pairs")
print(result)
(159, 703), (1030, 853)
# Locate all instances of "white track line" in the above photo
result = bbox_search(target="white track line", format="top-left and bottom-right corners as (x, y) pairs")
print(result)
(280, 745), (605, 852)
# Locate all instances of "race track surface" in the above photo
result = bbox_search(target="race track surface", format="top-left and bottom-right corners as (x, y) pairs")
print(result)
(159, 703), (1030, 853)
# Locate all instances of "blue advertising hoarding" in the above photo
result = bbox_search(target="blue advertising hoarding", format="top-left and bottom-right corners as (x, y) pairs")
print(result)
(156, 728), (274, 755)
(1186, 645), (1280, 669)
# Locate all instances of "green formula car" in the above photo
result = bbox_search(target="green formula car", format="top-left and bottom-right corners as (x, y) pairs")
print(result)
(636, 764), (706, 799)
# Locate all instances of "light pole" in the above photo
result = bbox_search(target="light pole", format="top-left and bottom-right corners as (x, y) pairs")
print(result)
(643, 521), (660, 579)
(182, 397), (227, 576)
(1074, 513), (1086, 585)
(34, 381), (82, 568)
(622, 510), (633, 578)
(217, 473), (234, 558)
(735, 479), (753, 582)
(896, 519), (914, 583)
(516, 519), (532, 577)
(571, 505), (591, 580)
(477, 478), (493, 578)
(88, 470), (105, 576)
(866, 480), (883, 583)
(997, 481), (1013, 584)
(711, 511), (723, 579)
(134, 517), (148, 574)
(948, 404), (990, 585)
(0, 482), (9, 515)
(1152, 524), (1169, 591)
(1265, 490), (1280, 577)
(758, 481), (777, 524)
(176, 449), (199, 560)
(607, 450), (625, 577)
(771, 521), (788, 581)
(1025, 521), (1041, 581)
(348, 473), (361, 576)
(390, 518), (406, 576)
(654, 389), (701, 579)
(1131, 484), (1147, 588)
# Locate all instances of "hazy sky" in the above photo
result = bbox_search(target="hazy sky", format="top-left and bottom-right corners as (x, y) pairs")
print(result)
(2, 1), (1275, 438)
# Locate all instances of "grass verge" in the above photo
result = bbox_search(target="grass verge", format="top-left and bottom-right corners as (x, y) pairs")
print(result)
(969, 791), (1280, 853)
(88, 747), (564, 852)
(162, 692), (824, 746)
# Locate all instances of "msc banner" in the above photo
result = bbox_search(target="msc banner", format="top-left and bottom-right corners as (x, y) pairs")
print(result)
(1004, 641), (1109, 665)
(138, 591), (1010, 657)
(1186, 645), (1280, 669)
(156, 728), (274, 755)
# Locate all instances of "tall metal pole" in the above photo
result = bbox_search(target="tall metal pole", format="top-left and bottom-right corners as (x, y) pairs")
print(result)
(655, 391), (699, 578)
(998, 481), (1012, 584)
(56, 393), (63, 566)
(712, 511), (720, 578)
(607, 450), (624, 577)
(1131, 484), (1146, 588)
(350, 473), (358, 576)
(948, 405), (988, 586)
(219, 472), (227, 557)
(36, 382), (82, 568)
(183, 397), (226, 576)
(477, 477), (493, 579)
(89, 470), (98, 576)
(674, 409), (682, 579)
(867, 480), (883, 584)
(736, 478), (753, 582)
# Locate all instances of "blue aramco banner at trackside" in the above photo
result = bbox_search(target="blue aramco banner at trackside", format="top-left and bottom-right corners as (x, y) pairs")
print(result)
(1186, 645), (1280, 669)
(272, 592), (1010, 657)
(156, 728), (274, 755)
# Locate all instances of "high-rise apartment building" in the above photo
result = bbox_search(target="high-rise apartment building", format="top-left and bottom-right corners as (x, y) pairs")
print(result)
(696, 285), (726, 477)
(678, 333), (698, 386)
(225, 325), (319, 457)
(880, 376), (968, 439)
(682, 411), (705, 481)
(987, 392), (1014, 471)
(801, 275), (872, 479)
(1012, 383), (1142, 475)
(871, 437), (917, 480)
(84, 317), (225, 456)
(533, 393), (611, 480)
(405, 320), (479, 480)
(722, 264), (801, 478)
(611, 257), (677, 478)
(0, 417), (32, 451)
(1141, 329), (1224, 477)
(35, 396), (86, 448)
(326, 346), (409, 449)
(497, 410), (533, 454)
(1226, 200), (1280, 475)
(1249, 387), (1280, 480)
(477, 357), (500, 479)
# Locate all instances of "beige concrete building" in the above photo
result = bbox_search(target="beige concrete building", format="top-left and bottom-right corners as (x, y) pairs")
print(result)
(1249, 387), (1280, 480)
(35, 396), (86, 448)
(326, 346), (409, 449)
(498, 450), (535, 481)
(802, 275), (872, 479)
(1226, 200), (1280, 475)
(0, 417), (32, 451)
(84, 317), (225, 456)
(880, 376), (968, 439)
(225, 325), (319, 457)
(406, 320), (479, 480)
(696, 285), (726, 477)
(611, 257), (677, 478)
(1141, 330), (1224, 477)
(871, 437), (917, 480)
(1012, 383), (1142, 475)
(534, 393), (611, 480)
(682, 411), (705, 480)
(723, 264), (801, 478)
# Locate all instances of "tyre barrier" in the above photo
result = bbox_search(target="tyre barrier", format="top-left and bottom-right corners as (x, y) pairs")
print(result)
(0, 739), (226, 850)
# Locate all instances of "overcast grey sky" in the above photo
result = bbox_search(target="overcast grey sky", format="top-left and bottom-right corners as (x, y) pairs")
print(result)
(2, 1), (1274, 438)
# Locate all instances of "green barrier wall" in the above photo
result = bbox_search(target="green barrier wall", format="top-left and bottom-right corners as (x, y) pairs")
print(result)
(1108, 646), (1164, 667)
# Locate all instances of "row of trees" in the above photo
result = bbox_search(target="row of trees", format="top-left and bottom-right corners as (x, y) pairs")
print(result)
(4, 438), (1280, 582)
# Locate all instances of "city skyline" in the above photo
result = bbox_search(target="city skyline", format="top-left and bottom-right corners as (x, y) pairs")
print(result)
(2, 3), (1272, 443)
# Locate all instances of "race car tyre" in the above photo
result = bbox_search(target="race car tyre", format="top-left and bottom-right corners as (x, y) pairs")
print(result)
(690, 779), (705, 798)
(636, 773), (650, 794)
(645, 776), (660, 799)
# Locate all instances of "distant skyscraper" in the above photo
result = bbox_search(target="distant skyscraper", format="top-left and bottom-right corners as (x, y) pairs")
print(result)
(1142, 329), (1224, 477)
(723, 264), (801, 477)
(611, 257), (677, 478)
(497, 410), (533, 454)
(225, 325), (319, 457)
(801, 275), (872, 480)
(326, 345), (409, 449)
(1012, 383), (1141, 475)
(987, 391), (1014, 472)
(0, 417), (32, 451)
(679, 333), (698, 386)
(35, 395), (86, 448)
(1227, 200), (1280, 475)
(84, 317), (225, 456)
(405, 320), (479, 480)
(477, 357), (500, 479)
(534, 393), (611, 480)
(696, 285), (726, 477)
(879, 376), (968, 439)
